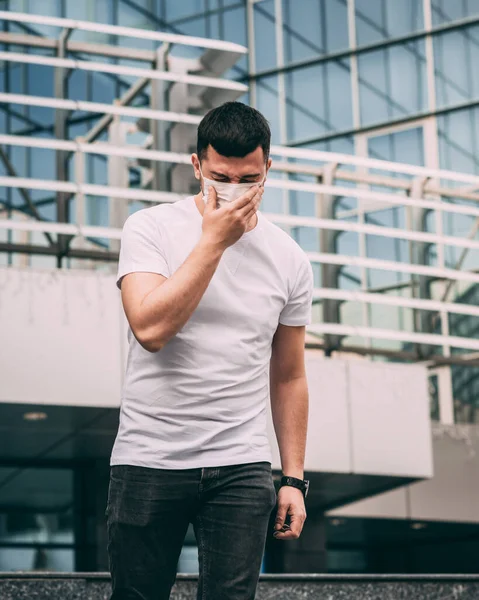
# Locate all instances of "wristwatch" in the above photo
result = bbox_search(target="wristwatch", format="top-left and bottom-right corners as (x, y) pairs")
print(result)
(280, 475), (310, 498)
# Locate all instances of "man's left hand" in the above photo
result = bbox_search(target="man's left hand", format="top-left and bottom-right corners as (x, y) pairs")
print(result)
(272, 485), (307, 540)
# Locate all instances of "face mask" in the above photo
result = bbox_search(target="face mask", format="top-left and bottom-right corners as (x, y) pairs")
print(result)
(199, 166), (263, 207)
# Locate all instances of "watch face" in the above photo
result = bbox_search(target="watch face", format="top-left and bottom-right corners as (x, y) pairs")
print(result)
(305, 480), (310, 497)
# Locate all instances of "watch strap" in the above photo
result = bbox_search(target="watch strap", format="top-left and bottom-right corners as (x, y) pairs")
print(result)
(280, 475), (309, 498)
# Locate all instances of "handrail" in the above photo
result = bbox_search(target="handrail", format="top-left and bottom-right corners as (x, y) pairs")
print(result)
(0, 218), (479, 283)
(270, 145), (479, 186)
(0, 134), (478, 218)
(306, 251), (479, 284)
(0, 10), (248, 54)
(314, 287), (479, 318)
(0, 175), (478, 251)
(0, 176), (182, 203)
(0, 92), (202, 125)
(308, 323), (479, 352)
(0, 134), (192, 165)
(0, 51), (248, 92)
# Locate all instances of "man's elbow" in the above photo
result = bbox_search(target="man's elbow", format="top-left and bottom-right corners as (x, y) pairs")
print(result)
(140, 339), (163, 353)
(136, 327), (166, 353)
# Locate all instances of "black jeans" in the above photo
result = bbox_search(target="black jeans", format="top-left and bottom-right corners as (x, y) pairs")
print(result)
(106, 461), (277, 600)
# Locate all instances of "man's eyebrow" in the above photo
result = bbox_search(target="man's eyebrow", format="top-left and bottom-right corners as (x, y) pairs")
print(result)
(240, 173), (262, 179)
(210, 171), (262, 179)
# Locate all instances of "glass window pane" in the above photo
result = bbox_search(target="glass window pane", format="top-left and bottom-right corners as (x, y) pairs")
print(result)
(282, 0), (348, 64)
(437, 107), (479, 175)
(256, 75), (281, 145)
(358, 41), (427, 126)
(434, 26), (479, 108)
(285, 59), (353, 143)
(0, 467), (75, 572)
(285, 171), (318, 251)
(29, 146), (56, 181)
(368, 126), (425, 165)
(165, 0), (205, 21)
(66, 0), (114, 42)
(0, 546), (75, 572)
(222, 6), (247, 45)
(355, 0), (424, 46)
(452, 372), (479, 423)
(222, 7), (248, 74)
(308, 136), (356, 156)
(26, 49), (55, 124)
(253, 0), (277, 72)
(7, 1), (61, 36)
(175, 17), (207, 38)
(431, 0), (479, 25)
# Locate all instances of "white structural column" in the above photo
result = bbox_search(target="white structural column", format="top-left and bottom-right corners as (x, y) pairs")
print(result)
(246, 0), (257, 107)
(274, 0), (291, 234)
(436, 365), (455, 424)
(107, 111), (129, 256)
(151, 43), (171, 193)
(423, 0), (453, 422)
(317, 163), (342, 353)
(71, 139), (93, 272)
(423, 0), (437, 114)
(348, 0), (372, 346)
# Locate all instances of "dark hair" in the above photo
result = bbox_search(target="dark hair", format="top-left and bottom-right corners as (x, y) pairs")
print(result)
(197, 101), (271, 163)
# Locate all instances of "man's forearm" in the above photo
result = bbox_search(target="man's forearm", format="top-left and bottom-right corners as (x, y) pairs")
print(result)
(270, 375), (308, 479)
(140, 236), (224, 351)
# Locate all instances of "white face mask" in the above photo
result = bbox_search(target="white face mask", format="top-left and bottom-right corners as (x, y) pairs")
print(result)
(199, 166), (263, 207)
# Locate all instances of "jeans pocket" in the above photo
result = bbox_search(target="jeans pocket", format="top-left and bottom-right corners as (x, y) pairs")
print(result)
(107, 470), (155, 527)
(270, 473), (278, 508)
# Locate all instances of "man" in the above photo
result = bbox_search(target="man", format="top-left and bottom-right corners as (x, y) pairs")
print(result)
(107, 102), (313, 600)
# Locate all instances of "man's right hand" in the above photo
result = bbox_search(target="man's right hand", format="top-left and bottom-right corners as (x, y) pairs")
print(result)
(201, 184), (264, 250)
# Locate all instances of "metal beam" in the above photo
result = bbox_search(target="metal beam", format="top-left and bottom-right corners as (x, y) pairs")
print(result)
(4, 137), (479, 218)
(0, 51), (248, 92)
(55, 27), (74, 267)
(3, 134), (479, 206)
(408, 176), (432, 358)
(430, 217), (479, 334)
(305, 341), (479, 369)
(270, 143), (479, 187)
(308, 321), (479, 352)
(151, 43), (171, 192)
(0, 31), (156, 62)
(272, 161), (479, 205)
(0, 92), (202, 125)
(286, 98), (479, 148)
(81, 77), (150, 146)
(247, 12), (479, 81)
(0, 241), (118, 262)
(317, 165), (342, 352)
(0, 10), (248, 54)
(0, 146), (55, 247)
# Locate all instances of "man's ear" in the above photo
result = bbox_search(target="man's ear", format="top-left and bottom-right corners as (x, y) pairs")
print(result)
(265, 156), (272, 179)
(191, 153), (200, 180)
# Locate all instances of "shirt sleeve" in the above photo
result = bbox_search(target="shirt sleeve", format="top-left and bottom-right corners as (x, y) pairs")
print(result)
(116, 210), (170, 290)
(279, 256), (314, 326)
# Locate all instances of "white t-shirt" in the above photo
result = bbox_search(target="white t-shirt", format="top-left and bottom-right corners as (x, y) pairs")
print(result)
(111, 195), (313, 469)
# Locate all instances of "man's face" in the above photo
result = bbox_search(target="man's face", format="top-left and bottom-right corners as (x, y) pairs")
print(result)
(192, 145), (272, 187)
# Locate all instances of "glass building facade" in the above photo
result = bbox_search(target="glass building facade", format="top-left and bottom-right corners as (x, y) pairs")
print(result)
(2, 0), (479, 575)
(2, 0), (479, 418)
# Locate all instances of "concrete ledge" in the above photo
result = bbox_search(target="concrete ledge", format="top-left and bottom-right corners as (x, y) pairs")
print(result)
(1, 573), (479, 599)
